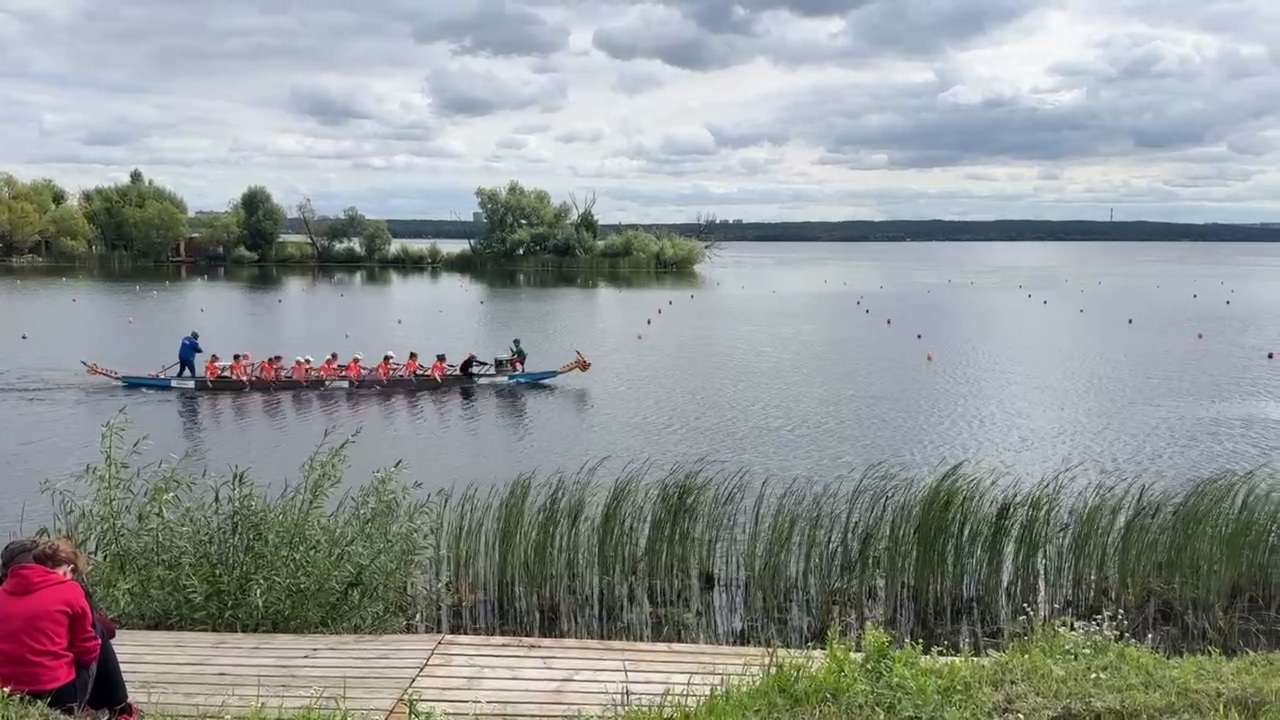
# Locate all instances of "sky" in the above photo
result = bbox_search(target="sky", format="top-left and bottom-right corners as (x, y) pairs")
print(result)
(1, 0), (1279, 222)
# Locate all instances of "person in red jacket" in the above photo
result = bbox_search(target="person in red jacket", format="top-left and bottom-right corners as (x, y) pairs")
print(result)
(0, 538), (137, 718)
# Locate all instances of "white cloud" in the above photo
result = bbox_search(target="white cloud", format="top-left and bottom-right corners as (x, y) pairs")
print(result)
(1, 0), (1278, 222)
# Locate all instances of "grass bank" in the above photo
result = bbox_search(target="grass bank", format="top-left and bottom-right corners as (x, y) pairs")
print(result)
(622, 623), (1280, 719)
(33, 416), (1280, 653)
(3, 625), (1278, 719)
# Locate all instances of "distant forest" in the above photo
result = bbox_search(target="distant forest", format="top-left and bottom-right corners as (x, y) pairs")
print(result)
(282, 218), (1280, 243)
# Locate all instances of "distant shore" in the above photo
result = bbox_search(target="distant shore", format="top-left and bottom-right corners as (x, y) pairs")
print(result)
(329, 218), (1280, 244)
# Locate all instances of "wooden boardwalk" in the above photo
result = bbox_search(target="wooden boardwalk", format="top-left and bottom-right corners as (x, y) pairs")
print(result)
(115, 632), (813, 718)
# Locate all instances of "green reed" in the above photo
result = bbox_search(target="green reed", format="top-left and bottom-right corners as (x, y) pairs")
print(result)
(34, 416), (1280, 652)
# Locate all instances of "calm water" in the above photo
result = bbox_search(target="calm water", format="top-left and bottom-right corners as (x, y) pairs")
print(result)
(2, 242), (1279, 527)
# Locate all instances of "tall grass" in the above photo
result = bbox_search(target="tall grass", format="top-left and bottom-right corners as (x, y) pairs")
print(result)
(37, 417), (1280, 652)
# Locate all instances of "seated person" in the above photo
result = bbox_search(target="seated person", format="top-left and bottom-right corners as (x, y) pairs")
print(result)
(0, 538), (137, 719)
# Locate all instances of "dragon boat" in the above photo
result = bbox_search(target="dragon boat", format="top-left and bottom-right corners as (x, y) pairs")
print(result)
(81, 352), (591, 392)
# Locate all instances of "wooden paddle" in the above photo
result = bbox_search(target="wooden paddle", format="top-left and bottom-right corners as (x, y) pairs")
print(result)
(151, 361), (180, 378)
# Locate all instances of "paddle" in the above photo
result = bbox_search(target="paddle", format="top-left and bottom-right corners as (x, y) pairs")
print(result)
(151, 361), (180, 378)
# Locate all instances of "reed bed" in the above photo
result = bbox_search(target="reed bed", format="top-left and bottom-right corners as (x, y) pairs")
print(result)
(35, 416), (1280, 653)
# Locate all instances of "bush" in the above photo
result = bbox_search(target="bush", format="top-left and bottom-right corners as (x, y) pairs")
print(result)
(389, 244), (433, 267)
(425, 241), (445, 265)
(45, 416), (434, 633)
(227, 246), (258, 264)
(327, 245), (364, 264)
(272, 242), (315, 263)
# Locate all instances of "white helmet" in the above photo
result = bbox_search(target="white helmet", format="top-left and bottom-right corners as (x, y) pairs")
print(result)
(386, 351), (396, 359)
(353, 352), (363, 360)
(295, 356), (304, 363)
(303, 356), (314, 363)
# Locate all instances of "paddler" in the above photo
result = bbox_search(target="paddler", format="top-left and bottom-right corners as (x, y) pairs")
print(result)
(258, 356), (278, 380)
(290, 357), (308, 381)
(345, 353), (365, 379)
(429, 353), (449, 381)
(373, 352), (395, 380)
(303, 356), (315, 377)
(205, 354), (223, 379)
(509, 339), (527, 372)
(229, 354), (249, 380)
(177, 331), (202, 378)
(458, 352), (490, 377)
(401, 351), (421, 376)
(318, 353), (340, 379)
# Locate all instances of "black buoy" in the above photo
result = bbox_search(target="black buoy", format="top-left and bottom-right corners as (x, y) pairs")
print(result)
(1226, 300), (1230, 305)
(1193, 294), (1197, 298)
(1128, 318), (1133, 324)
(1269, 351), (1275, 360)
(865, 309), (870, 314)
(916, 334), (922, 339)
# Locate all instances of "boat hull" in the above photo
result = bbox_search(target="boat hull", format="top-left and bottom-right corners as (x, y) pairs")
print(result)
(118, 370), (564, 391)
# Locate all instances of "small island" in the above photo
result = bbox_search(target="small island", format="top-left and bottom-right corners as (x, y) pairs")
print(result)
(0, 170), (711, 271)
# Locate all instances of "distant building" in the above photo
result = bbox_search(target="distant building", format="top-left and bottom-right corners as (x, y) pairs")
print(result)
(732, 218), (743, 224)
(472, 211), (484, 223)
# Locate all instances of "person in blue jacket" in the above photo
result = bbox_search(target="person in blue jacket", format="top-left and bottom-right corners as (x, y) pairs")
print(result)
(177, 331), (202, 377)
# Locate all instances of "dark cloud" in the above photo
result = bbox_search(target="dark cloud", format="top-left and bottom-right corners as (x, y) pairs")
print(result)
(771, 32), (1280, 169)
(425, 63), (568, 117)
(412, 0), (570, 57)
(78, 126), (149, 148)
(287, 86), (374, 126)
(593, 0), (1043, 70)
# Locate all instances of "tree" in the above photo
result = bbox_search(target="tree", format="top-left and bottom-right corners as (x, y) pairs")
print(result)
(236, 185), (286, 260)
(0, 173), (86, 258)
(360, 219), (392, 261)
(473, 180), (572, 256)
(296, 197), (332, 260)
(326, 205), (367, 245)
(79, 168), (188, 260)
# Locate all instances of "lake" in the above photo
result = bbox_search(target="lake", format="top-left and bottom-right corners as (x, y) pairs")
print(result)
(2, 241), (1278, 528)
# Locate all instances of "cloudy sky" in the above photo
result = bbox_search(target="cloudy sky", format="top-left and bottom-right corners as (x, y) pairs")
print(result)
(2, 0), (1278, 222)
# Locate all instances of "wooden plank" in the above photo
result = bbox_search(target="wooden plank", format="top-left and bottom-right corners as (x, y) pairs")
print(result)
(118, 655), (425, 668)
(126, 674), (416, 691)
(119, 663), (416, 679)
(417, 665), (752, 685)
(116, 632), (440, 650)
(117, 647), (436, 660)
(411, 676), (734, 696)
(129, 683), (406, 701)
(437, 634), (792, 655)
(401, 700), (683, 718)
(425, 654), (766, 674)
(433, 644), (771, 665)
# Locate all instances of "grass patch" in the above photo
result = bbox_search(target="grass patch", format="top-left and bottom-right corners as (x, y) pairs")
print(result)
(622, 623), (1280, 719)
(31, 415), (1280, 652)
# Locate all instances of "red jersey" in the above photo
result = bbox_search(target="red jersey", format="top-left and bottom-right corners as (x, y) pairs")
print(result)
(402, 359), (419, 376)
(205, 362), (221, 378)
(345, 361), (363, 378)
(260, 362), (277, 380)
(430, 360), (448, 377)
(374, 362), (393, 379)
(291, 364), (307, 381)
(229, 361), (248, 380)
(319, 361), (338, 378)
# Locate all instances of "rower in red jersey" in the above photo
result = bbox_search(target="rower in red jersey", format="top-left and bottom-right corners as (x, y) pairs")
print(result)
(401, 351), (421, 376)
(205, 354), (223, 379)
(318, 353), (340, 379)
(429, 353), (450, 381)
(345, 353), (365, 379)
(303, 356), (315, 377)
(229, 354), (249, 380)
(290, 357), (308, 381)
(373, 352), (395, 380)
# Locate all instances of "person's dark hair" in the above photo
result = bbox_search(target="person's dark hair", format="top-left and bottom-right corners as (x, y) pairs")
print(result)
(1, 537), (39, 582)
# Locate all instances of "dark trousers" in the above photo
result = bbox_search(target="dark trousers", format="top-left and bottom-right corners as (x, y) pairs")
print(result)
(89, 622), (129, 711)
(177, 359), (196, 377)
(29, 620), (129, 715)
(30, 663), (95, 714)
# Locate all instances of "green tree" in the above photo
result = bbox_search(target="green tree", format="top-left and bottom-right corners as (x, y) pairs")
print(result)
(474, 180), (572, 256)
(189, 210), (242, 256)
(360, 219), (392, 261)
(296, 197), (337, 261)
(0, 173), (87, 258)
(46, 203), (92, 259)
(79, 168), (188, 260)
(236, 185), (286, 260)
